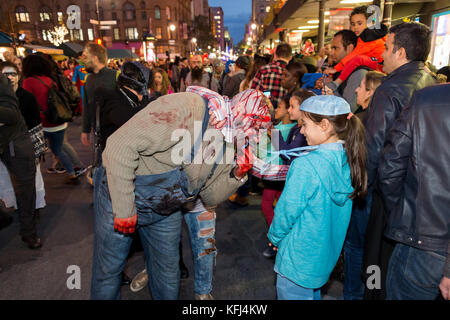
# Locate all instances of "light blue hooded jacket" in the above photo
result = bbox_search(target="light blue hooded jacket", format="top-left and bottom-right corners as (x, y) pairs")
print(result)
(268, 142), (353, 289)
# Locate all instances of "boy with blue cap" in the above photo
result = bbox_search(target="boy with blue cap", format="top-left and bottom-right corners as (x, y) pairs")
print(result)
(268, 95), (367, 300)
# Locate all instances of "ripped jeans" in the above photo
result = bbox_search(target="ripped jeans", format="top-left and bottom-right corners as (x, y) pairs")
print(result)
(184, 199), (217, 295)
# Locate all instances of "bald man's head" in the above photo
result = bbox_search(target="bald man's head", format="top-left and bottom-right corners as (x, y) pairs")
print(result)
(190, 55), (203, 69)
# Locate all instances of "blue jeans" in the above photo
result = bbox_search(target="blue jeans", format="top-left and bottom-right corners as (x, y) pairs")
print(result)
(184, 199), (217, 295)
(343, 192), (373, 300)
(386, 243), (446, 300)
(276, 273), (321, 300)
(44, 129), (74, 175)
(91, 165), (182, 300)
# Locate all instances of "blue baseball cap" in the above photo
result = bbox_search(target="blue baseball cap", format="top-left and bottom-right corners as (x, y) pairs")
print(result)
(300, 95), (351, 116)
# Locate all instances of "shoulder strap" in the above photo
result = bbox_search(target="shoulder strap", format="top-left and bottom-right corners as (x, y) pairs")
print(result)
(32, 76), (52, 89)
(186, 97), (224, 197)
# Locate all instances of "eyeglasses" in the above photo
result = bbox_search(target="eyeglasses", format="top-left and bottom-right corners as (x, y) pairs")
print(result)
(2, 72), (18, 77)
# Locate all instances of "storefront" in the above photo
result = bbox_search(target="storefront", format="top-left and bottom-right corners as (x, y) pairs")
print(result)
(430, 10), (450, 70)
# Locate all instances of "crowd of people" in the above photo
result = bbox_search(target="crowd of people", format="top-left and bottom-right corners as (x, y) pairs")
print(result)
(0, 5), (449, 301)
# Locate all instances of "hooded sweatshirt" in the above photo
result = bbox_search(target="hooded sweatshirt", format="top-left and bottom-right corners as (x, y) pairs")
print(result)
(333, 24), (388, 73)
(268, 142), (353, 289)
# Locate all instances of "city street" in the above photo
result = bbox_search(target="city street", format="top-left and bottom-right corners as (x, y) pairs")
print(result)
(0, 117), (343, 300)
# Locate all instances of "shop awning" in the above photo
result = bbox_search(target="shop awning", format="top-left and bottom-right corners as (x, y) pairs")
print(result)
(107, 49), (138, 59)
(0, 31), (12, 44)
(58, 42), (84, 57)
(23, 44), (63, 55)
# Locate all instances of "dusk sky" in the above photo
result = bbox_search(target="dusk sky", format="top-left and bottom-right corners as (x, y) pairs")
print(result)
(209, 0), (252, 44)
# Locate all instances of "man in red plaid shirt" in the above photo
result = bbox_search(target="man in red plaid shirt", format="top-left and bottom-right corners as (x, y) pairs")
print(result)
(251, 43), (292, 107)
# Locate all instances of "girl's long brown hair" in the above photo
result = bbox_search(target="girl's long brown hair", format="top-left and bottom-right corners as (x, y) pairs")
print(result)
(152, 67), (170, 95)
(303, 111), (367, 200)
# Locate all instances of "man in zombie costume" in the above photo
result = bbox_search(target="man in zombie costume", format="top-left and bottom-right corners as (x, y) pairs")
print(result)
(90, 86), (273, 300)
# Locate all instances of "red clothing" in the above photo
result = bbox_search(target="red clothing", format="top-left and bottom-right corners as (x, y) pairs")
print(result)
(64, 69), (74, 80)
(261, 188), (282, 226)
(337, 55), (384, 82)
(22, 76), (59, 128)
(334, 35), (386, 73)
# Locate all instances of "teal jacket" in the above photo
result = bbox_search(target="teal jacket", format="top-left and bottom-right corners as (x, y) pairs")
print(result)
(268, 142), (353, 289)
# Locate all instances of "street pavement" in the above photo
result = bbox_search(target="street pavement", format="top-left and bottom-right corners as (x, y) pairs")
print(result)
(0, 116), (343, 300)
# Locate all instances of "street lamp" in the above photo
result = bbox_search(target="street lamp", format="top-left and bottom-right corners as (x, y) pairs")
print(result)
(251, 23), (257, 30)
(169, 24), (176, 31)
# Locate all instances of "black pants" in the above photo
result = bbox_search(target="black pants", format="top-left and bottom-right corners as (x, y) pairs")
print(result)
(0, 135), (37, 237)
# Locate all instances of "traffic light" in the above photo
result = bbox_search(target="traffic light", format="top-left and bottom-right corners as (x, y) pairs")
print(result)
(96, 38), (102, 46)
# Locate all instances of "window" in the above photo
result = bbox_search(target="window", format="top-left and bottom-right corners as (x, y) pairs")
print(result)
(174, 8), (177, 21)
(42, 30), (49, 41)
(99, 7), (104, 20)
(111, 2), (116, 9)
(125, 27), (138, 40)
(70, 29), (84, 41)
(155, 6), (161, 19)
(114, 28), (120, 40)
(156, 27), (162, 39)
(88, 28), (94, 41)
(15, 6), (30, 23)
(123, 2), (136, 20)
(57, 12), (64, 23)
(40, 6), (52, 22)
(112, 12), (117, 20)
(166, 7), (171, 20)
(142, 11), (147, 20)
(140, 1), (146, 9)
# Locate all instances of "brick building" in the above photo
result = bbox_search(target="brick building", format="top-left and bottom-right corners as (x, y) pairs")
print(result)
(0, 0), (193, 58)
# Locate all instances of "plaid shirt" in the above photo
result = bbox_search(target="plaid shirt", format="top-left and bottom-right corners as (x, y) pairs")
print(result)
(251, 60), (288, 105)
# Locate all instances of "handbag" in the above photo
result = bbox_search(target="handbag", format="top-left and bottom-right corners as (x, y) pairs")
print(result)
(28, 123), (47, 159)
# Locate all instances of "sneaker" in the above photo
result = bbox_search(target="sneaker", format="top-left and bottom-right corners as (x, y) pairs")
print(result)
(195, 293), (214, 300)
(56, 167), (66, 174)
(263, 245), (277, 259)
(21, 234), (42, 249)
(229, 194), (249, 207)
(130, 269), (149, 292)
(47, 167), (57, 174)
(74, 167), (87, 177)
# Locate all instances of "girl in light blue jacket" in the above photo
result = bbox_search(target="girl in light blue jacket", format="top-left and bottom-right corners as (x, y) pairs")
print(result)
(268, 95), (367, 300)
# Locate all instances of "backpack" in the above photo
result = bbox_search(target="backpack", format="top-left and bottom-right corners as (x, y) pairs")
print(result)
(56, 74), (80, 112)
(33, 76), (73, 125)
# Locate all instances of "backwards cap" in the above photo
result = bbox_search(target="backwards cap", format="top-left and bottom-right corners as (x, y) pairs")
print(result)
(300, 95), (351, 116)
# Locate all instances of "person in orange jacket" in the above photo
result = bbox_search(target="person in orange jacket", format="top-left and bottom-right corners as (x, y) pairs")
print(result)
(325, 6), (387, 85)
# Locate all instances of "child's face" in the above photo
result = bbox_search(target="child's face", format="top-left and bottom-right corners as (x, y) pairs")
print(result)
(275, 100), (289, 120)
(154, 72), (163, 85)
(300, 112), (330, 146)
(288, 97), (302, 124)
(355, 77), (373, 109)
(350, 13), (367, 37)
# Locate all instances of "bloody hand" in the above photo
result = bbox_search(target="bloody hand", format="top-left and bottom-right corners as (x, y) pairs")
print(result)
(113, 214), (137, 234)
(234, 144), (254, 178)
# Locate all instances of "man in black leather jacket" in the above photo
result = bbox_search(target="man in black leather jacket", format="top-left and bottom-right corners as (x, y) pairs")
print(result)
(378, 84), (450, 300)
(362, 22), (436, 299)
(0, 73), (40, 249)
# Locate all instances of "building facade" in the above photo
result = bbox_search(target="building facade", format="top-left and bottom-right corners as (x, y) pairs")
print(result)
(252, 0), (276, 26)
(193, 0), (209, 18)
(209, 6), (224, 51)
(0, 0), (194, 58)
